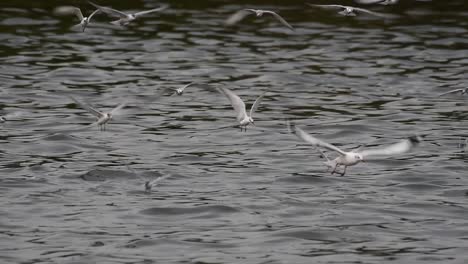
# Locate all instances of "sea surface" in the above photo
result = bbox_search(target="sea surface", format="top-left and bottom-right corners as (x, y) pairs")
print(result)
(1, 0), (468, 263)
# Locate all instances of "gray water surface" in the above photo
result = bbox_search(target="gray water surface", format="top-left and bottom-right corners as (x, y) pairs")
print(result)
(1, 0), (468, 263)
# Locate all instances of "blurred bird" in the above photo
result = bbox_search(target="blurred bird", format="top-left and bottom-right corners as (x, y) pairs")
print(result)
(54, 6), (100, 32)
(287, 121), (421, 176)
(307, 4), (396, 18)
(88, 1), (168, 26)
(70, 96), (126, 131)
(225, 9), (294, 31)
(162, 82), (195, 96)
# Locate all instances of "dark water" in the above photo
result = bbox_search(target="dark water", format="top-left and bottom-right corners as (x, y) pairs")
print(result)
(1, 0), (468, 263)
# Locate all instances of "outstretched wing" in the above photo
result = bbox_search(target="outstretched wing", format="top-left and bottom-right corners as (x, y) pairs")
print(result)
(307, 4), (347, 10)
(110, 102), (127, 115)
(360, 136), (421, 158)
(179, 82), (195, 93)
(225, 9), (253, 26)
(264, 11), (294, 31)
(437, 88), (467, 97)
(88, 9), (101, 21)
(249, 91), (267, 118)
(287, 121), (347, 156)
(218, 87), (247, 122)
(88, 1), (128, 18)
(134, 4), (168, 17)
(54, 6), (84, 21)
(70, 96), (103, 118)
(354, 0), (387, 4)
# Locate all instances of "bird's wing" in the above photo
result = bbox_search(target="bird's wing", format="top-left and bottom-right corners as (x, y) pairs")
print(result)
(88, 9), (101, 21)
(54, 6), (84, 21)
(88, 1), (128, 18)
(354, 0), (387, 4)
(179, 82), (195, 92)
(70, 96), (103, 118)
(249, 91), (267, 118)
(110, 102), (127, 115)
(353, 7), (395, 18)
(437, 88), (465, 97)
(225, 9), (253, 26)
(307, 4), (346, 10)
(287, 121), (347, 156)
(360, 136), (421, 158)
(134, 4), (168, 17)
(218, 87), (247, 122)
(263, 11), (294, 31)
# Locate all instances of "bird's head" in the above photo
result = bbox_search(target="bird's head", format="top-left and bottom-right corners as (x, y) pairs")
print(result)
(355, 153), (364, 162)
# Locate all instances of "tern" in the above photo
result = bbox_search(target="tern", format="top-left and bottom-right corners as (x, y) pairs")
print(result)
(437, 88), (468, 97)
(354, 0), (399, 5)
(54, 6), (100, 32)
(225, 9), (294, 31)
(89, 1), (168, 26)
(287, 121), (421, 176)
(144, 175), (170, 192)
(218, 87), (267, 132)
(307, 4), (395, 18)
(163, 82), (195, 96)
(70, 96), (126, 131)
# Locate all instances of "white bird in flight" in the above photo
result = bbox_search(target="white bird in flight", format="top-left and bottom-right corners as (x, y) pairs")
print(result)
(437, 88), (468, 97)
(144, 175), (171, 192)
(54, 6), (100, 32)
(225, 9), (294, 31)
(70, 96), (126, 131)
(307, 4), (395, 18)
(89, 1), (168, 26)
(288, 121), (421, 176)
(218, 87), (267, 132)
(163, 82), (195, 96)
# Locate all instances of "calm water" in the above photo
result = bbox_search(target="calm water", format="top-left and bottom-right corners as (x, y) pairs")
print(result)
(1, 0), (468, 263)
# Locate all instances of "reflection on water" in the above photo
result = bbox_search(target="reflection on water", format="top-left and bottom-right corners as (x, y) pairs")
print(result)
(1, 1), (468, 263)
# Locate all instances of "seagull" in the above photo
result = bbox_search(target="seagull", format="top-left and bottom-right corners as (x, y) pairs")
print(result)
(225, 9), (294, 31)
(163, 82), (195, 96)
(287, 121), (421, 176)
(354, 0), (399, 5)
(144, 175), (170, 192)
(437, 88), (468, 97)
(307, 4), (395, 18)
(54, 6), (100, 32)
(70, 96), (126, 131)
(218, 87), (267, 132)
(88, 1), (168, 26)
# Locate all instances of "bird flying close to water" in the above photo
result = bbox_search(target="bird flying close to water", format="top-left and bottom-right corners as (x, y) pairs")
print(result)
(88, 1), (168, 26)
(225, 9), (294, 31)
(287, 121), (421, 176)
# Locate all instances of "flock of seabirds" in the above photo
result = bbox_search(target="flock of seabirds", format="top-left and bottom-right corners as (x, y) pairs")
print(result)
(2, 0), (465, 192)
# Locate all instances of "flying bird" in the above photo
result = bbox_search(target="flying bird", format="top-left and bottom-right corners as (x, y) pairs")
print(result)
(70, 96), (126, 131)
(287, 121), (421, 176)
(54, 6), (100, 32)
(225, 9), (294, 31)
(437, 88), (468, 97)
(162, 82), (195, 96)
(218, 87), (267, 132)
(307, 4), (395, 18)
(89, 1), (168, 26)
